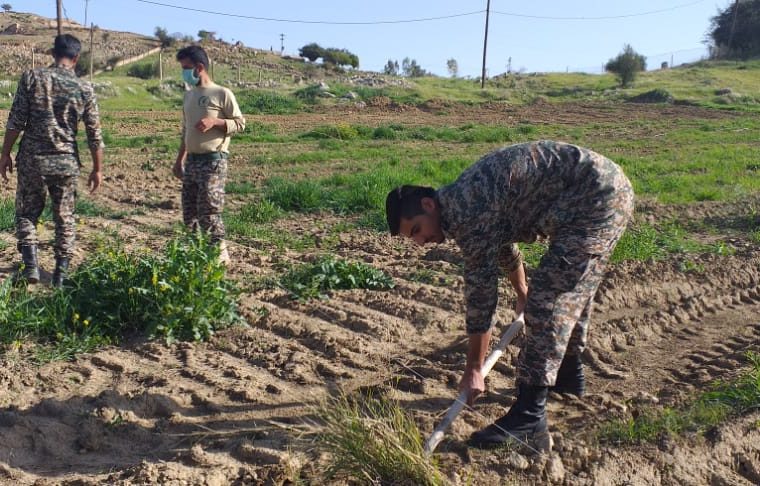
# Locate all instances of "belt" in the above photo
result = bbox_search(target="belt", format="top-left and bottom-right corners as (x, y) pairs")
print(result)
(187, 152), (228, 162)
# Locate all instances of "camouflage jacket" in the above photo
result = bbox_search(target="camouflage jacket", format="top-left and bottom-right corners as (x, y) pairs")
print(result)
(436, 140), (633, 334)
(7, 65), (104, 175)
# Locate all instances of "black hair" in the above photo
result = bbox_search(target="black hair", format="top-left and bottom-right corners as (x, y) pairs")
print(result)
(53, 34), (81, 60)
(385, 185), (436, 235)
(176, 45), (209, 70)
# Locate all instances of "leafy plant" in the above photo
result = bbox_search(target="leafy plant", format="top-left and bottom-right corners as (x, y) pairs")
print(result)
(280, 256), (394, 300)
(0, 234), (240, 360)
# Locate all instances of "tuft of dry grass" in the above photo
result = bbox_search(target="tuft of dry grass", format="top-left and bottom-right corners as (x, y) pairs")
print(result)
(314, 392), (445, 485)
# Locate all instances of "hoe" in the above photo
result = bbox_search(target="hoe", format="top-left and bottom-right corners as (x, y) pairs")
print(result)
(424, 314), (525, 455)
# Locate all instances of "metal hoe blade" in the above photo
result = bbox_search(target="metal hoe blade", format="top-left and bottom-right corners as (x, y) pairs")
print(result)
(424, 314), (525, 455)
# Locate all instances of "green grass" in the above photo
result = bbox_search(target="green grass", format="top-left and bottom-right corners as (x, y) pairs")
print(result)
(225, 181), (257, 195)
(279, 256), (395, 300)
(599, 352), (760, 444)
(315, 392), (445, 486)
(0, 233), (240, 361)
(611, 223), (734, 262)
(0, 198), (14, 231)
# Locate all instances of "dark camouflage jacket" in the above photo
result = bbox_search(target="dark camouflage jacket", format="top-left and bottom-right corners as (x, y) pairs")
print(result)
(7, 65), (103, 175)
(436, 140), (633, 334)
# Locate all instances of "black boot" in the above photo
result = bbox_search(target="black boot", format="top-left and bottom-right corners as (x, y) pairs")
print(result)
(52, 257), (70, 288)
(469, 384), (552, 452)
(550, 353), (585, 397)
(18, 244), (40, 283)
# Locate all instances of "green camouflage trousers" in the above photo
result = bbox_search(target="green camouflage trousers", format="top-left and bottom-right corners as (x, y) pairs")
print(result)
(15, 157), (78, 259)
(517, 168), (634, 387)
(181, 158), (227, 244)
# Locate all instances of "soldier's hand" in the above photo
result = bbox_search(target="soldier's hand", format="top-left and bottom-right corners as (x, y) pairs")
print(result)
(459, 367), (486, 406)
(172, 160), (184, 180)
(194, 117), (217, 133)
(0, 153), (12, 182)
(88, 170), (102, 193)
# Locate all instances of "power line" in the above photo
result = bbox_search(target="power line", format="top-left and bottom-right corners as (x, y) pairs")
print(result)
(492, 0), (704, 21)
(134, 0), (485, 25)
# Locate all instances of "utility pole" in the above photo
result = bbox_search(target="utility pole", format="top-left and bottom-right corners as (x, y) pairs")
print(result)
(56, 0), (63, 35)
(159, 49), (163, 81)
(84, 0), (90, 29)
(89, 23), (94, 80)
(480, 0), (491, 89)
(31, 48), (36, 69)
(279, 33), (285, 54)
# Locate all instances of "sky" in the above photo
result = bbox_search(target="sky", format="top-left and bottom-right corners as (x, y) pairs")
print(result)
(20, 0), (730, 76)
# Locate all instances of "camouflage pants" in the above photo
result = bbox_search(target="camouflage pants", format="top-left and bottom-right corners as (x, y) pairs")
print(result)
(517, 170), (634, 387)
(15, 158), (78, 259)
(182, 158), (227, 244)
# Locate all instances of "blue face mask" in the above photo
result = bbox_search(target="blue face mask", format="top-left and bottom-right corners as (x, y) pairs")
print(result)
(182, 68), (200, 86)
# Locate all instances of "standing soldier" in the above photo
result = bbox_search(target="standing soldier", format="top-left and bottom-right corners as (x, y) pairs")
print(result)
(0, 34), (104, 287)
(386, 140), (634, 451)
(173, 45), (245, 263)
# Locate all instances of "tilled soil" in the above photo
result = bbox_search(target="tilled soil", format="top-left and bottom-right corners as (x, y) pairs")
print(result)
(0, 105), (758, 485)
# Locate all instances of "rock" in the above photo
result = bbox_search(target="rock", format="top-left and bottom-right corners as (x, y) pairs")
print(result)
(507, 451), (530, 471)
(545, 453), (565, 484)
(1, 23), (24, 35)
(342, 91), (358, 100)
(715, 88), (733, 96)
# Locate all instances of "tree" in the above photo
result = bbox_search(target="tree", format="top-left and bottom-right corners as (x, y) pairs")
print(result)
(446, 58), (458, 78)
(605, 44), (646, 87)
(323, 48), (359, 68)
(197, 30), (216, 41)
(383, 59), (399, 75)
(299, 42), (324, 62)
(401, 57), (426, 77)
(154, 26), (175, 48)
(708, 0), (760, 59)
(1, 4), (11, 12)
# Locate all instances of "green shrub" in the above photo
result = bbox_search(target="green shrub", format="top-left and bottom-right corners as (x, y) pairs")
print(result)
(280, 256), (394, 300)
(628, 89), (674, 104)
(127, 62), (160, 80)
(0, 234), (239, 360)
(237, 91), (302, 114)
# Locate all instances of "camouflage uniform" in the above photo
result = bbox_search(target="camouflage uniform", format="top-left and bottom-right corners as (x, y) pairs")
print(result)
(182, 156), (227, 243)
(6, 66), (103, 259)
(437, 140), (634, 387)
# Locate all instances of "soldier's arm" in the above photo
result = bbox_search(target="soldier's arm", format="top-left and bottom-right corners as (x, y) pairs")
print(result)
(499, 243), (528, 314)
(7, 70), (31, 132)
(459, 241), (500, 403)
(82, 85), (104, 154)
(0, 129), (20, 182)
(1, 72), (30, 181)
(220, 89), (245, 134)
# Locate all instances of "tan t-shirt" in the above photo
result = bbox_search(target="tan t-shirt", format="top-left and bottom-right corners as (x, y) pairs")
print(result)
(182, 82), (245, 154)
